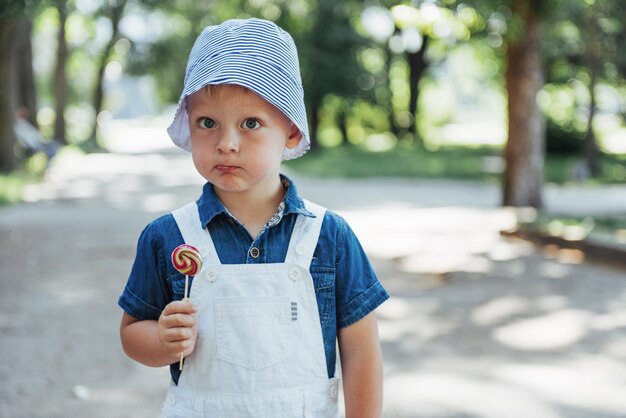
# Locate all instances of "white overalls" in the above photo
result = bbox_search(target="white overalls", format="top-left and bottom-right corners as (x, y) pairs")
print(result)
(163, 200), (340, 418)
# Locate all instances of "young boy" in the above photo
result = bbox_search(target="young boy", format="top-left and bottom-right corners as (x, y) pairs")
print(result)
(119, 18), (388, 418)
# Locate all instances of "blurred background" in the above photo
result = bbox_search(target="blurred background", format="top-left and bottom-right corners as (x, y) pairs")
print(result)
(1, 0), (625, 194)
(1, 0), (626, 417)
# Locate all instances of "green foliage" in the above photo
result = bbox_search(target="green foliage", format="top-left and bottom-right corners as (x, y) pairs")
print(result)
(0, 173), (24, 205)
(0, 154), (48, 204)
(545, 119), (584, 155)
(0, 0), (44, 21)
(299, 1), (365, 97)
(519, 212), (626, 250)
(6, 0), (624, 182)
(284, 145), (501, 180)
(544, 153), (626, 183)
(285, 144), (626, 184)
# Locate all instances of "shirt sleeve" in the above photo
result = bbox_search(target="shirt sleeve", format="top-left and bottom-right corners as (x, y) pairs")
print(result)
(118, 219), (172, 320)
(334, 216), (389, 328)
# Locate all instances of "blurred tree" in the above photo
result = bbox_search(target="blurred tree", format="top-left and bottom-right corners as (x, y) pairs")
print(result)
(53, 0), (68, 144)
(297, 0), (365, 149)
(125, 0), (216, 103)
(125, 0), (366, 150)
(468, 0), (547, 208)
(581, 2), (602, 176)
(0, 18), (19, 172)
(361, 2), (482, 145)
(14, 21), (38, 128)
(543, 0), (625, 177)
(0, 1), (42, 172)
(502, 0), (545, 208)
(88, 0), (128, 148)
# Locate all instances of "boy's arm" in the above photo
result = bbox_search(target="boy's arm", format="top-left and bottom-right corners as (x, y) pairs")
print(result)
(338, 311), (383, 418)
(120, 301), (197, 367)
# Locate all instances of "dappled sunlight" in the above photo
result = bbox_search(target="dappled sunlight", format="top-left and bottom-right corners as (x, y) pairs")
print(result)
(377, 233), (626, 417)
(471, 296), (530, 326)
(101, 115), (174, 154)
(339, 203), (540, 278)
(140, 193), (180, 213)
(605, 337), (626, 360)
(5, 118), (625, 417)
(339, 205), (518, 274)
(494, 356), (626, 413)
(401, 253), (491, 275)
(46, 285), (98, 307)
(21, 145), (203, 211)
(493, 310), (590, 351)
(377, 297), (454, 346)
(590, 309), (626, 332)
(18, 116), (204, 213)
(385, 370), (561, 418)
(538, 258), (573, 279)
(487, 239), (535, 261)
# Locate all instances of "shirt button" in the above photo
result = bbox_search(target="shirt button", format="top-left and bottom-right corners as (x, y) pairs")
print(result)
(329, 384), (338, 400)
(249, 247), (260, 258)
(166, 393), (176, 406)
(295, 244), (306, 255)
(289, 267), (301, 281)
(205, 270), (217, 282)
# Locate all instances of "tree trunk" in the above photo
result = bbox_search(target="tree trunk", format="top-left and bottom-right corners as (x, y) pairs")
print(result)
(583, 7), (601, 177)
(385, 49), (398, 137)
(583, 70), (600, 176)
(406, 35), (429, 146)
(0, 20), (18, 172)
(53, 0), (68, 144)
(337, 103), (349, 146)
(88, 0), (127, 146)
(502, 1), (545, 208)
(309, 99), (321, 152)
(14, 20), (37, 127)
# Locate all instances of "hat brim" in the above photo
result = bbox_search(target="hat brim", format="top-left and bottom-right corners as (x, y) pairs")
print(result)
(167, 53), (310, 160)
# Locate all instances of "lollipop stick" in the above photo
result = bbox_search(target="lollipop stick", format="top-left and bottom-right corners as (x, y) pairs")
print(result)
(180, 274), (189, 370)
(171, 245), (201, 372)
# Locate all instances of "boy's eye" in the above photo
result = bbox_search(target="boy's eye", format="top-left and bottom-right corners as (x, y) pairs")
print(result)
(242, 118), (260, 130)
(199, 117), (216, 129)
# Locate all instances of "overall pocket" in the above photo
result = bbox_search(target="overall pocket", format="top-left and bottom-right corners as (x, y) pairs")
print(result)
(215, 296), (294, 370)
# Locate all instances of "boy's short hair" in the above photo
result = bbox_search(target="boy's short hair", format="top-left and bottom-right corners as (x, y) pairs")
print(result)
(167, 18), (310, 160)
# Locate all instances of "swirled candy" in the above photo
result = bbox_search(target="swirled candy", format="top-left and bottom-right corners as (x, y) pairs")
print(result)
(171, 244), (202, 276)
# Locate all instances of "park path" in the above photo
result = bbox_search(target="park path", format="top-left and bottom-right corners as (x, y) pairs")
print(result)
(1, 117), (626, 418)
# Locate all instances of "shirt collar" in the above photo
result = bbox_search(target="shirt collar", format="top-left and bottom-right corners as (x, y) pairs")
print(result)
(196, 174), (314, 229)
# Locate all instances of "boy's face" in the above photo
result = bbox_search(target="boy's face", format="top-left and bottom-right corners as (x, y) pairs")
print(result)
(187, 85), (301, 197)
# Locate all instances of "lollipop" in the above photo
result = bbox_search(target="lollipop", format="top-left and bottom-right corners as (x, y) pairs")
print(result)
(171, 244), (203, 299)
(171, 244), (203, 370)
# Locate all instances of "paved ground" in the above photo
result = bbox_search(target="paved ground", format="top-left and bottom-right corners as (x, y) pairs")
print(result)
(1, 119), (626, 417)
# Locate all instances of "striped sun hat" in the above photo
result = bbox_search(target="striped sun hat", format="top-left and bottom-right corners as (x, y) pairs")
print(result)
(167, 18), (310, 160)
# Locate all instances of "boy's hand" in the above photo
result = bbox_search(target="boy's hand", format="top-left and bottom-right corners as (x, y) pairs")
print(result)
(157, 301), (198, 360)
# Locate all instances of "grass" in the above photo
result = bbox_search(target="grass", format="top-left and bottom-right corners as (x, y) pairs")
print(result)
(285, 144), (625, 251)
(518, 213), (626, 249)
(285, 144), (626, 184)
(2, 143), (624, 205)
(284, 144), (502, 181)
(0, 152), (50, 206)
(0, 174), (26, 205)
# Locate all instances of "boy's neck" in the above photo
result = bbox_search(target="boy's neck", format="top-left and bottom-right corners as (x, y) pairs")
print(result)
(214, 177), (286, 238)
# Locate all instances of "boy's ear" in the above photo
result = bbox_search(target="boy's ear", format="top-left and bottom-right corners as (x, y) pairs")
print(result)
(285, 123), (303, 149)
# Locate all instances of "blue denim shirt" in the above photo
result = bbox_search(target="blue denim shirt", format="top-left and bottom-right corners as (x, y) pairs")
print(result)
(119, 175), (389, 384)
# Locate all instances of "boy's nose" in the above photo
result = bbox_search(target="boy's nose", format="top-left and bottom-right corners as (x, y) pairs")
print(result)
(216, 130), (240, 153)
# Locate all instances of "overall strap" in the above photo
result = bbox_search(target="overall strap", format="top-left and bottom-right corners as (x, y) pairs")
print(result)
(171, 202), (221, 266)
(284, 199), (327, 268)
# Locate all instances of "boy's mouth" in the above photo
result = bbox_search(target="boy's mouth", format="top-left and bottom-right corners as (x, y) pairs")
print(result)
(215, 165), (241, 173)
